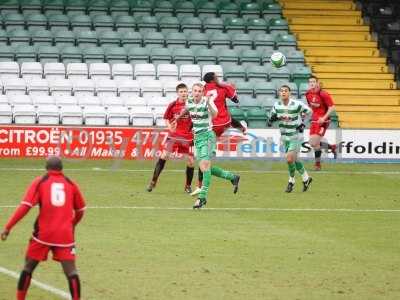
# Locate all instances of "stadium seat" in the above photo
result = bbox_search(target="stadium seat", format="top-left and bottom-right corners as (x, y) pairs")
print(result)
(60, 46), (82, 63)
(0, 30), (8, 45)
(143, 32), (165, 49)
(209, 32), (231, 50)
(134, 63), (156, 81)
(60, 105), (83, 125)
(224, 65), (246, 83)
(31, 95), (55, 106)
(246, 107), (267, 128)
(0, 0), (19, 14)
(275, 34), (297, 48)
(44, 62), (65, 80)
(235, 81), (254, 98)
(77, 95), (102, 107)
(82, 46), (105, 64)
(203, 17), (224, 33)
(37, 46), (59, 63)
(150, 47), (172, 66)
(217, 1), (239, 18)
(291, 66), (311, 87)
(175, 1), (196, 18)
(229, 106), (246, 123)
(109, 0), (130, 17)
(148, 96), (170, 109)
(37, 104), (59, 125)
(127, 47), (149, 65)
(195, 48), (217, 66)
(163, 80), (181, 98)
(202, 64), (223, 79)
(137, 16), (158, 34)
(231, 33), (253, 51)
(92, 15), (114, 32)
(70, 15), (92, 32)
(186, 32), (209, 50)
(224, 17), (246, 34)
(104, 46), (127, 64)
(88, 0), (109, 17)
(32, 30), (53, 47)
(246, 65), (269, 82)
(98, 30), (120, 47)
(49, 78), (73, 96)
(165, 32), (187, 49)
(112, 63), (133, 80)
(0, 61), (20, 78)
(159, 17), (180, 33)
(48, 14), (70, 32)
(298, 83), (308, 98)
(259, 96), (276, 109)
(72, 79), (95, 97)
(131, 106), (154, 126)
(180, 17), (203, 34)
(3, 78), (26, 95)
(239, 96), (262, 109)
(13, 104), (36, 124)
(253, 33), (275, 52)
(270, 66), (291, 82)
(55, 95), (77, 106)
(67, 63), (88, 80)
(107, 105), (130, 126)
(240, 49), (261, 68)
(8, 94), (32, 105)
(15, 45), (37, 63)
(21, 0), (42, 14)
(246, 18), (269, 37)
(240, 2), (261, 19)
(0, 104), (12, 124)
(53, 30), (76, 47)
(262, 3), (283, 18)
(94, 79), (117, 97)
(269, 18), (289, 33)
(26, 79), (49, 96)
(172, 48), (195, 66)
(65, 0), (87, 16)
(4, 13), (25, 31)
(124, 96), (146, 107)
(157, 64), (178, 83)
(99, 96), (122, 108)
(89, 63), (111, 80)
(76, 30), (98, 47)
(197, 1), (218, 18)
(0, 95), (9, 105)
(131, 0), (152, 17)
(120, 31), (142, 48)
(21, 62), (43, 81)
(141, 80), (163, 98)
(284, 50), (305, 65)
(117, 79), (140, 98)
(0, 45), (15, 61)
(179, 64), (201, 86)
(8, 29), (31, 47)
(114, 15), (136, 32)
(217, 49), (240, 68)
(153, 1), (174, 17)
(25, 14), (48, 31)
(84, 105), (106, 125)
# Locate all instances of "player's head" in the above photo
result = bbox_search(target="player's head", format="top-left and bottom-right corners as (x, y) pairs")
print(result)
(308, 75), (320, 90)
(175, 83), (188, 101)
(192, 83), (204, 102)
(46, 156), (63, 171)
(279, 85), (291, 101)
(203, 72), (218, 84)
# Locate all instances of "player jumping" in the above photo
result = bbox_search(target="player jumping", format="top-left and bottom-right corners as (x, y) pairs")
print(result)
(305, 75), (337, 171)
(268, 85), (313, 193)
(1, 156), (86, 300)
(147, 83), (195, 193)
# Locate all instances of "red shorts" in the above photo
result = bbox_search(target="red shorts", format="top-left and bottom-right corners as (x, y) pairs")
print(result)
(310, 121), (330, 137)
(212, 122), (232, 137)
(165, 137), (193, 156)
(26, 239), (76, 262)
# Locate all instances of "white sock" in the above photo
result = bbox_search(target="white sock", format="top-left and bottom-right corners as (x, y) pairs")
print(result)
(289, 177), (295, 184)
(302, 171), (309, 182)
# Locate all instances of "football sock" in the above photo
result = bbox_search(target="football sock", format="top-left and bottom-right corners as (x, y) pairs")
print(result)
(314, 150), (322, 164)
(151, 159), (166, 183)
(211, 166), (235, 181)
(288, 162), (296, 178)
(185, 166), (194, 186)
(295, 161), (309, 181)
(288, 176), (295, 184)
(198, 168), (203, 187)
(231, 118), (245, 131)
(199, 169), (211, 200)
(68, 274), (81, 300)
(17, 271), (32, 300)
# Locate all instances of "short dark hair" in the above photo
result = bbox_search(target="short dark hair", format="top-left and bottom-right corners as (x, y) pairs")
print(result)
(309, 75), (318, 81)
(203, 72), (216, 83)
(280, 84), (291, 92)
(176, 83), (188, 92)
(46, 156), (63, 171)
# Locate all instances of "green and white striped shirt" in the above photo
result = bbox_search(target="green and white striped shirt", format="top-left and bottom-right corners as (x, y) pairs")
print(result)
(186, 96), (213, 135)
(270, 99), (311, 142)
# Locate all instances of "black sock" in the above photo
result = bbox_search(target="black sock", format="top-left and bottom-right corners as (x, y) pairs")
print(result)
(198, 168), (203, 187)
(151, 159), (166, 183)
(186, 166), (194, 186)
(315, 150), (322, 163)
(17, 270), (32, 293)
(231, 118), (244, 130)
(320, 142), (331, 150)
(67, 274), (81, 300)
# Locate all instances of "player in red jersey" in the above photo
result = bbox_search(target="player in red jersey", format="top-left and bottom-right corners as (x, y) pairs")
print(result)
(305, 75), (337, 171)
(1, 156), (86, 300)
(147, 83), (195, 193)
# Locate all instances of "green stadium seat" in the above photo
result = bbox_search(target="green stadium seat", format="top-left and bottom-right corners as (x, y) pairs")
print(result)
(70, 15), (92, 32)
(186, 32), (208, 50)
(202, 17), (224, 33)
(275, 34), (297, 48)
(48, 14), (70, 32)
(235, 81), (254, 98)
(231, 33), (253, 51)
(87, 0), (109, 17)
(153, 1), (174, 17)
(31, 29), (53, 46)
(60, 46), (82, 63)
(43, 0), (65, 16)
(76, 30), (98, 47)
(0, 30), (8, 45)
(298, 82), (308, 98)
(92, 15), (114, 31)
(239, 96), (262, 110)
(194, 48), (217, 66)
(143, 32), (165, 49)
(37, 45), (60, 63)
(20, 0), (42, 14)
(4, 13), (26, 31)
(8, 29), (31, 46)
(217, 49), (240, 68)
(239, 49), (261, 68)
(65, 0), (87, 16)
(137, 16), (158, 34)
(127, 47), (149, 64)
(120, 31), (142, 48)
(224, 17), (246, 34)
(0, 0), (19, 14)
(0, 45), (15, 61)
(246, 18), (268, 37)
(229, 107), (246, 122)
(16, 45), (37, 63)
(240, 2), (261, 19)
(172, 48), (195, 66)
(283, 49), (305, 65)
(159, 17), (180, 34)
(174, 1), (196, 18)
(165, 32), (187, 49)
(150, 47), (172, 65)
(269, 18), (289, 33)
(224, 64), (246, 82)
(246, 107), (267, 128)
(253, 33), (275, 52)
(270, 66), (291, 81)
(260, 48), (275, 66)
(114, 15), (136, 32)
(25, 14), (48, 31)
(104, 46), (127, 64)
(82, 46), (105, 63)
(217, 1), (239, 18)
(130, 0), (153, 17)
(254, 81), (276, 101)
(209, 32), (231, 50)
(53, 29), (75, 47)
(98, 30), (120, 47)
(196, 2), (218, 18)
(246, 65), (269, 82)
(180, 17), (203, 34)
(110, 0), (130, 17)
(261, 3), (282, 18)
(291, 65), (311, 87)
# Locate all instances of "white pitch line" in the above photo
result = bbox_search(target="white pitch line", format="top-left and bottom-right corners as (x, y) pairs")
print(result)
(0, 167), (400, 175)
(1, 205), (399, 213)
(0, 266), (70, 299)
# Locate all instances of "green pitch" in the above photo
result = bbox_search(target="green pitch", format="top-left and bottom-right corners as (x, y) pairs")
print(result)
(0, 158), (399, 300)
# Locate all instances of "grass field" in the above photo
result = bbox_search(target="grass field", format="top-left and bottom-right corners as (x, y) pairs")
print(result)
(0, 158), (399, 300)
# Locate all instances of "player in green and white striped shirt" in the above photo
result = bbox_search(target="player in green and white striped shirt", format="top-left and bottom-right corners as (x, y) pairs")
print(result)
(185, 83), (240, 209)
(268, 85), (313, 193)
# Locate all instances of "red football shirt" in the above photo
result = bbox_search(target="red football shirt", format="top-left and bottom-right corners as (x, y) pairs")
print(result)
(305, 88), (334, 122)
(204, 82), (237, 127)
(22, 170), (86, 247)
(163, 99), (193, 141)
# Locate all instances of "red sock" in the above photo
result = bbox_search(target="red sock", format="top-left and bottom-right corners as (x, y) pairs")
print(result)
(17, 271), (32, 300)
(68, 274), (81, 300)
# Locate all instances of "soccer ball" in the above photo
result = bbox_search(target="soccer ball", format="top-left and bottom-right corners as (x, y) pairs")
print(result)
(270, 52), (287, 68)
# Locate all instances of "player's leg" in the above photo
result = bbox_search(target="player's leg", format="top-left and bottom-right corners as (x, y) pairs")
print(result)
(230, 117), (247, 134)
(285, 148), (297, 193)
(17, 258), (39, 300)
(210, 166), (240, 194)
(61, 260), (81, 300)
(309, 132), (323, 171)
(294, 159), (312, 192)
(147, 149), (169, 192)
(185, 154), (195, 193)
(193, 159), (211, 209)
